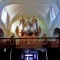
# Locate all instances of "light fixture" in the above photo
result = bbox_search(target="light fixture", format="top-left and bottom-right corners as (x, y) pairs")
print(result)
(25, 54), (33, 56)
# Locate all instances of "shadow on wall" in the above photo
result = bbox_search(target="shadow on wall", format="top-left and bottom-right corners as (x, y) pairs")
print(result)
(0, 28), (4, 38)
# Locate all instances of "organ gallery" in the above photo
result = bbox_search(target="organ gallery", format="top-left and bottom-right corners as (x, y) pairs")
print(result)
(0, 0), (60, 60)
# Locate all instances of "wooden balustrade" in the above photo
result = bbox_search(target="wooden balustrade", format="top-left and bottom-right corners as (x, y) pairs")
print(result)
(0, 38), (60, 48)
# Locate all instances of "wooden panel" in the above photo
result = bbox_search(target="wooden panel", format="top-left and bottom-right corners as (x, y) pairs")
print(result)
(0, 39), (60, 48)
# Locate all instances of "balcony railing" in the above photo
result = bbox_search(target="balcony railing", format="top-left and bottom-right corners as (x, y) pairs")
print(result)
(0, 37), (60, 48)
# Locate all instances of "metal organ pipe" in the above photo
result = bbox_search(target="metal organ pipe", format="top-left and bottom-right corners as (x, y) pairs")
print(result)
(33, 21), (38, 31)
(19, 18), (25, 32)
(27, 21), (31, 31)
(19, 23), (24, 32)
(32, 19), (38, 32)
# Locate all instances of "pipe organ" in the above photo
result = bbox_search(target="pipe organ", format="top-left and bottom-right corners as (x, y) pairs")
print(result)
(15, 16), (41, 37)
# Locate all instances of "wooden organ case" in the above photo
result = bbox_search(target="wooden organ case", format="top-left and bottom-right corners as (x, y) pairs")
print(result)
(15, 16), (41, 48)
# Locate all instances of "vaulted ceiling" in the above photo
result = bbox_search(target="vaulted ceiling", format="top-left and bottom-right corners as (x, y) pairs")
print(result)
(0, 0), (60, 29)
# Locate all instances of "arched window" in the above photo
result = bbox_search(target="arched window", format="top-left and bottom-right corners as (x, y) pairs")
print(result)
(1, 8), (8, 27)
(50, 6), (56, 21)
(49, 6), (56, 27)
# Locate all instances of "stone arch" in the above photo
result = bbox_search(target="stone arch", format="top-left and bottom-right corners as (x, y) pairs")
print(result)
(53, 28), (60, 36)
(0, 28), (4, 38)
